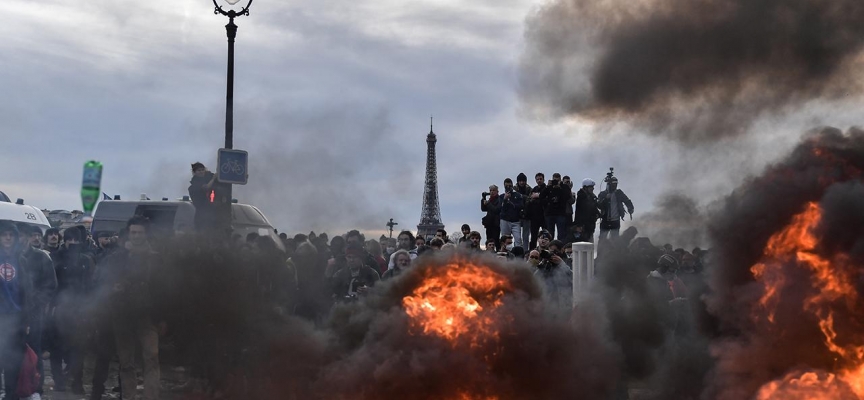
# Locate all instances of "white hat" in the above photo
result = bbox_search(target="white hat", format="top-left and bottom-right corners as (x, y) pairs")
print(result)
(581, 178), (595, 187)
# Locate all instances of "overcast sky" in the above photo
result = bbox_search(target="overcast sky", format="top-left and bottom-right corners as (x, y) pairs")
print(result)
(4, 0), (863, 240)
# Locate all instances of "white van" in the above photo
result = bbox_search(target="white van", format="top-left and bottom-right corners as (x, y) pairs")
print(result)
(0, 201), (52, 234)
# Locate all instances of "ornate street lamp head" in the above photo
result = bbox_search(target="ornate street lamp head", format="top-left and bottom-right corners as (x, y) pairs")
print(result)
(214, 0), (253, 17)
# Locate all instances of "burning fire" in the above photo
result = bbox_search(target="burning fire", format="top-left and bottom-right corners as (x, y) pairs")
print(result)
(403, 260), (511, 347)
(750, 202), (864, 399)
(402, 260), (511, 400)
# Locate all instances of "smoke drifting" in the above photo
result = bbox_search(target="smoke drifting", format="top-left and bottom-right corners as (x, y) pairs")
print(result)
(633, 193), (707, 249)
(703, 127), (864, 399)
(519, 0), (864, 141)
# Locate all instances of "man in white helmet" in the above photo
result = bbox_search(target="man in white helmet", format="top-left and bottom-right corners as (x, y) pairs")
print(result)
(572, 179), (600, 242)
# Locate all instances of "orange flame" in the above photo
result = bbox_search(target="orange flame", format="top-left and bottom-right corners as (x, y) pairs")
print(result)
(751, 202), (864, 399)
(403, 260), (511, 347)
(402, 260), (511, 400)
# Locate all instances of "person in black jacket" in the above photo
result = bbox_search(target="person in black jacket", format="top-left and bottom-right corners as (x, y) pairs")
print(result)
(597, 177), (635, 240)
(188, 162), (222, 232)
(540, 175), (570, 241)
(573, 179), (600, 243)
(0, 222), (34, 400)
(19, 226), (57, 394)
(480, 185), (502, 250)
(50, 228), (95, 394)
(515, 173), (533, 249)
(331, 245), (380, 300)
(498, 178), (525, 248)
(526, 173), (547, 250)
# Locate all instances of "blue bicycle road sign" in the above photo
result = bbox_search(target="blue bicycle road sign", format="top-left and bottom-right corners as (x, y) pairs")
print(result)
(217, 148), (248, 185)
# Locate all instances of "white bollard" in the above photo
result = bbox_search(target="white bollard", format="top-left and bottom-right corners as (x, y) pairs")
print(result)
(572, 242), (595, 307)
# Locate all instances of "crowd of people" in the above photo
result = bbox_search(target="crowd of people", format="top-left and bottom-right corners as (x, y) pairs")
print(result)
(0, 169), (709, 400)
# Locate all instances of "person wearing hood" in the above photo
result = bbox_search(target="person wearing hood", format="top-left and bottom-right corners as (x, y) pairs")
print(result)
(188, 162), (223, 232)
(50, 227), (95, 394)
(18, 225), (56, 395)
(573, 179), (600, 243)
(0, 222), (34, 400)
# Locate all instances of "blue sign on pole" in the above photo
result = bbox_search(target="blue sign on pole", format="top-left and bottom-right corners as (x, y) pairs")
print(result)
(217, 148), (248, 185)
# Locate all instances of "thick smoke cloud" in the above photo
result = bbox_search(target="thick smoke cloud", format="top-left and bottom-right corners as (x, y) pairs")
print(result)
(317, 254), (621, 400)
(633, 193), (707, 250)
(519, 0), (864, 141)
(703, 127), (864, 399)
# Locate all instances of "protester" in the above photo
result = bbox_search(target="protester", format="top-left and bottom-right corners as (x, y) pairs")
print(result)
(382, 250), (412, 280)
(458, 224), (471, 244)
(540, 174), (570, 241)
(50, 227), (95, 394)
(498, 178), (525, 248)
(526, 173), (547, 249)
(44, 227), (62, 260)
(515, 173), (533, 248)
(19, 226), (56, 394)
(98, 216), (163, 400)
(573, 178), (600, 243)
(0, 222), (33, 400)
(480, 184), (502, 250)
(597, 176), (635, 240)
(331, 244), (380, 300)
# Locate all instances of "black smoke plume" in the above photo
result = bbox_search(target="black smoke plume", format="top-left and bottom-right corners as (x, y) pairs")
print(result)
(519, 0), (864, 141)
(703, 127), (864, 399)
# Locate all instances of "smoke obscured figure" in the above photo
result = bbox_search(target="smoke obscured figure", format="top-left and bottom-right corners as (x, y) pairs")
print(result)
(519, 0), (864, 140)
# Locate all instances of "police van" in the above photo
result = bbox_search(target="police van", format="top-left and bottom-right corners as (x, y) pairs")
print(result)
(91, 199), (283, 248)
(0, 201), (52, 233)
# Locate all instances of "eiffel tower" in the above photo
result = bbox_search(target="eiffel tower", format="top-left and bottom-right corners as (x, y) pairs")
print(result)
(417, 117), (445, 240)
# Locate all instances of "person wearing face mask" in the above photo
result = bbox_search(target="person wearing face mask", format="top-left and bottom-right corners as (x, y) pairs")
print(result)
(50, 228), (95, 394)
(573, 179), (600, 243)
(496, 235), (516, 260)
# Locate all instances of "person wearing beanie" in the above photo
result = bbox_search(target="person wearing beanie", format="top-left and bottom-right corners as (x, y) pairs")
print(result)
(0, 221), (34, 400)
(515, 173), (533, 248)
(573, 178), (600, 243)
(332, 243), (380, 299)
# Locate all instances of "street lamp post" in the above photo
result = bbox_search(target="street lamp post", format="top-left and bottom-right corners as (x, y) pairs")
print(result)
(213, 0), (252, 229)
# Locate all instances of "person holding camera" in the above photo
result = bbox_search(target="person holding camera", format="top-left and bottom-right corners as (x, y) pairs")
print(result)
(526, 173), (547, 250)
(540, 174), (570, 240)
(532, 240), (572, 314)
(498, 178), (525, 248)
(573, 178), (600, 242)
(331, 244), (380, 300)
(480, 185), (502, 250)
(597, 176), (635, 240)
(514, 173), (533, 249)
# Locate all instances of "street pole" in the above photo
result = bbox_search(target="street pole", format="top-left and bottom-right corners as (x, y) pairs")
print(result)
(214, 0), (252, 231)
